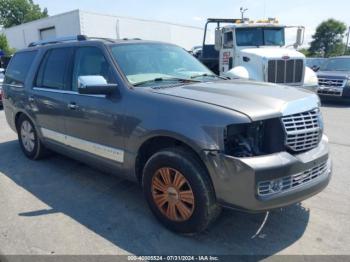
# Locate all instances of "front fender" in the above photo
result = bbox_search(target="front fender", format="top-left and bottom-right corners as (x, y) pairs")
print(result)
(223, 66), (261, 81)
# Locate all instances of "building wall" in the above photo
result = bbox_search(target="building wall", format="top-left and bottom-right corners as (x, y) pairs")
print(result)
(80, 11), (205, 50)
(1, 10), (81, 49)
(1, 9), (208, 51)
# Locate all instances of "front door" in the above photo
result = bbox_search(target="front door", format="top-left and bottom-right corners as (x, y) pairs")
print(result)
(61, 46), (126, 167)
(219, 30), (235, 75)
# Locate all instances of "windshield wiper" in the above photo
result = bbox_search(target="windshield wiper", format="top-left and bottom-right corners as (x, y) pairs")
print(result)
(133, 77), (199, 87)
(190, 73), (226, 80)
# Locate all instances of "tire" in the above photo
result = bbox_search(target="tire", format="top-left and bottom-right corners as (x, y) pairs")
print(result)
(17, 114), (49, 160)
(142, 147), (221, 234)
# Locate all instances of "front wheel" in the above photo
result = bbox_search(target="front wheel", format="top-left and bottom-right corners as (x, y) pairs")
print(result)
(142, 148), (221, 234)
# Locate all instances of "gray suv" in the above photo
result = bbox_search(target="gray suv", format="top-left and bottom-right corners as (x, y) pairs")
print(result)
(2, 36), (331, 233)
(317, 56), (350, 100)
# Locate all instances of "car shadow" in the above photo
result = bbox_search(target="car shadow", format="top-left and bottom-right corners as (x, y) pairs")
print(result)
(0, 140), (310, 256)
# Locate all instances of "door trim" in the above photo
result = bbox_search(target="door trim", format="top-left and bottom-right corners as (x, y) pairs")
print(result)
(41, 128), (124, 163)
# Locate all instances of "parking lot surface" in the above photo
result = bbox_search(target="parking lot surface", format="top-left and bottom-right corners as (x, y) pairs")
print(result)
(0, 103), (349, 256)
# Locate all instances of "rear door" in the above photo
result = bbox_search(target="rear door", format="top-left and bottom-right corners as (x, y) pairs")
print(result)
(30, 47), (74, 140)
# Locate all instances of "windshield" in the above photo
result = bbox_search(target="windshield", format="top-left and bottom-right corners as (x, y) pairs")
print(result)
(236, 27), (285, 46)
(320, 58), (350, 71)
(306, 58), (326, 67)
(110, 43), (214, 86)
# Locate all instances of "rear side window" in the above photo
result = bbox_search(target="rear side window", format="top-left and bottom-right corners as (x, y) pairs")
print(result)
(5, 51), (37, 86)
(36, 48), (73, 90)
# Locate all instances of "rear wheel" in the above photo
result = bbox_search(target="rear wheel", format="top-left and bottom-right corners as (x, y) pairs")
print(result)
(143, 148), (221, 234)
(17, 115), (49, 160)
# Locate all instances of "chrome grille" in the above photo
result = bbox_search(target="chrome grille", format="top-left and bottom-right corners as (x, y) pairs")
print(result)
(267, 59), (304, 84)
(282, 109), (321, 152)
(258, 161), (329, 196)
(318, 77), (346, 87)
(318, 88), (343, 96)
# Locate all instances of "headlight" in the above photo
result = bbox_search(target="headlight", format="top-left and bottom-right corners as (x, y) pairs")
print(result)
(346, 78), (350, 87)
(224, 118), (285, 158)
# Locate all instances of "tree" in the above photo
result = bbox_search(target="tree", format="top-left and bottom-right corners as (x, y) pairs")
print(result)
(0, 0), (48, 28)
(0, 34), (15, 55)
(298, 48), (310, 57)
(309, 19), (347, 57)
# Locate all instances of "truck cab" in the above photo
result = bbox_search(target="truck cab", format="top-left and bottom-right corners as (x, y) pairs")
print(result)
(197, 18), (318, 92)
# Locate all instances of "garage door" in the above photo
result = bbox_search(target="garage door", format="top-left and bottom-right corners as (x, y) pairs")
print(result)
(40, 27), (56, 40)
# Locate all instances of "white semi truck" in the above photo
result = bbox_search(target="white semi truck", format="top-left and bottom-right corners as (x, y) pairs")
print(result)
(195, 18), (318, 91)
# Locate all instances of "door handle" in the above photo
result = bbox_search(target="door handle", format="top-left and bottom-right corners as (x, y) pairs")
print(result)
(68, 102), (79, 110)
(28, 96), (35, 103)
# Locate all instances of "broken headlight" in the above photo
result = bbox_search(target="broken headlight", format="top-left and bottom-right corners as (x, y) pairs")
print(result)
(224, 118), (285, 158)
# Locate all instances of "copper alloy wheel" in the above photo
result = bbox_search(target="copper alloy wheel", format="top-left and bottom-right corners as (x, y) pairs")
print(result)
(151, 167), (195, 222)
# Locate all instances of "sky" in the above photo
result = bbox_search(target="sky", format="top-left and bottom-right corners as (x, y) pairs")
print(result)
(34, 0), (350, 47)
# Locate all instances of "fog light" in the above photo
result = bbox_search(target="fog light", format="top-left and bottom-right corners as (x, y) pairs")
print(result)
(270, 179), (283, 193)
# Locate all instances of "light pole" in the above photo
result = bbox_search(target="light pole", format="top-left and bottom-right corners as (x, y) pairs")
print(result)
(240, 7), (248, 20)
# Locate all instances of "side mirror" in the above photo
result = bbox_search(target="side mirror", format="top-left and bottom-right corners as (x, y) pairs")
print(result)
(214, 28), (222, 51)
(78, 75), (117, 95)
(295, 28), (304, 48)
(312, 65), (320, 72)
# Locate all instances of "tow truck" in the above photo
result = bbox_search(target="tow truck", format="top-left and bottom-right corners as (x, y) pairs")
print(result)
(194, 18), (318, 91)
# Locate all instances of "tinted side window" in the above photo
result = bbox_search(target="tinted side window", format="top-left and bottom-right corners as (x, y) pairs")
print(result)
(36, 48), (72, 90)
(5, 51), (37, 86)
(72, 47), (115, 91)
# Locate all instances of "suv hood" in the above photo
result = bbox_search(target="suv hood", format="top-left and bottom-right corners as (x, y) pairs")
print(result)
(152, 80), (319, 121)
(317, 70), (350, 79)
(241, 47), (305, 59)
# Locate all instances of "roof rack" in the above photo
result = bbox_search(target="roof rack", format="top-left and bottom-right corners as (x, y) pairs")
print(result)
(122, 38), (142, 41)
(28, 35), (88, 47)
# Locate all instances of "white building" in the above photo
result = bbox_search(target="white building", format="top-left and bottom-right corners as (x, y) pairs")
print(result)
(1, 9), (208, 50)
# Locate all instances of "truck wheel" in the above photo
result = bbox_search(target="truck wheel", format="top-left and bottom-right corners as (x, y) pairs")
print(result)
(142, 147), (221, 234)
(17, 115), (49, 160)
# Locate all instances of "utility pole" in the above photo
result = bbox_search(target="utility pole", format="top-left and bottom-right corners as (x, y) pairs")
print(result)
(345, 26), (350, 55)
(240, 7), (248, 20)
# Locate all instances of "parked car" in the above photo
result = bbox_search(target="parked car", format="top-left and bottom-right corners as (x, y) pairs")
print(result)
(2, 36), (331, 233)
(306, 57), (326, 72)
(0, 68), (4, 107)
(317, 56), (350, 100)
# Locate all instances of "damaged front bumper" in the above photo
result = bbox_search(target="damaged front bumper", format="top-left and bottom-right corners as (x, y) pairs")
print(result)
(202, 135), (331, 212)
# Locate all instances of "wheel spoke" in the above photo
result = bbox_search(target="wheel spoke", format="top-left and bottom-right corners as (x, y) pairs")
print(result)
(176, 201), (192, 220)
(153, 177), (167, 192)
(166, 202), (177, 220)
(179, 190), (195, 205)
(28, 140), (35, 151)
(153, 193), (168, 208)
(29, 132), (35, 140)
(159, 168), (171, 185)
(173, 171), (186, 188)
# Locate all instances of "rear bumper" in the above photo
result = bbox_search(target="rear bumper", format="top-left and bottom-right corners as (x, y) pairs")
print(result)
(203, 135), (331, 212)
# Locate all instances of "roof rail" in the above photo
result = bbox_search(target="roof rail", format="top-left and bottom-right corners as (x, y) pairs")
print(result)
(122, 38), (142, 41)
(86, 37), (116, 43)
(28, 35), (88, 47)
